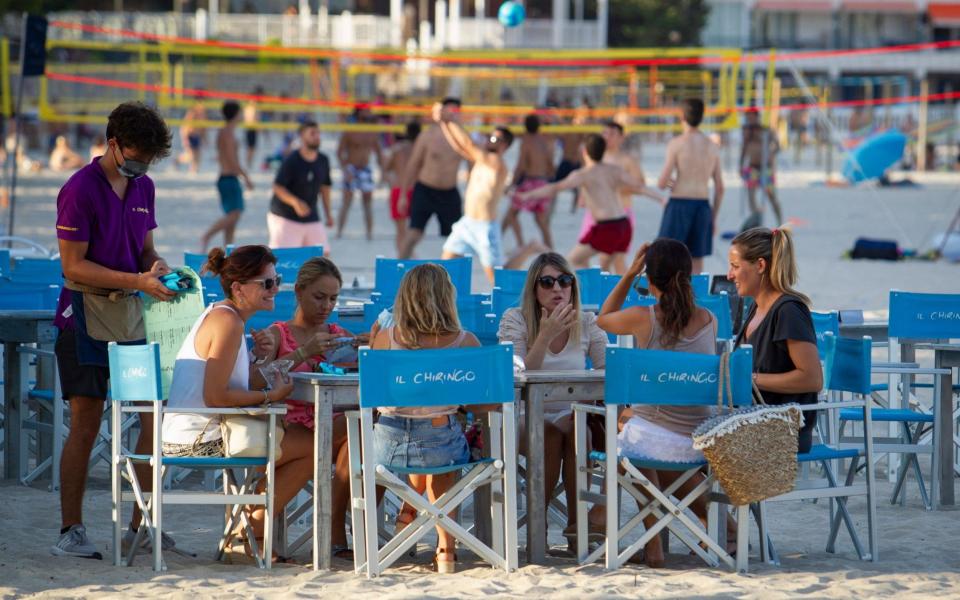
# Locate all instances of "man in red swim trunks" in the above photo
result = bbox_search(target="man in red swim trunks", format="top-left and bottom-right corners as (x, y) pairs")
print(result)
(517, 134), (644, 271)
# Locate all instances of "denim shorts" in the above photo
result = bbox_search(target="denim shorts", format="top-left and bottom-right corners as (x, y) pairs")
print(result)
(374, 414), (470, 469)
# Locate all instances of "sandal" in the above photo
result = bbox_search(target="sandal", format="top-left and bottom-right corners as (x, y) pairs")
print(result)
(562, 522), (606, 548)
(433, 548), (457, 574)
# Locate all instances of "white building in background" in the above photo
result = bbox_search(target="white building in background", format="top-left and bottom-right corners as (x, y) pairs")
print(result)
(47, 1), (608, 50)
(703, 0), (960, 50)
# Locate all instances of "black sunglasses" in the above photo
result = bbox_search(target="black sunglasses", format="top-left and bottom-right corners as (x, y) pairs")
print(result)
(245, 274), (282, 290)
(537, 274), (575, 290)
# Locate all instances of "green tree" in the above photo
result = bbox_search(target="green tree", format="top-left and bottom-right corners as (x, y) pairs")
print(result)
(607, 0), (710, 48)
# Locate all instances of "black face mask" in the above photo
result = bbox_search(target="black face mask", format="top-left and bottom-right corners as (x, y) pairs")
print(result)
(114, 145), (150, 179)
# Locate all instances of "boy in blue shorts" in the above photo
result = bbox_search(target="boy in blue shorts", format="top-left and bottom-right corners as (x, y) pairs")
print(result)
(200, 100), (254, 251)
(431, 103), (541, 282)
(656, 98), (724, 274)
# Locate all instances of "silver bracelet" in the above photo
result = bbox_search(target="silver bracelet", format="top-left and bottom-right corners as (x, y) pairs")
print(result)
(262, 388), (270, 404)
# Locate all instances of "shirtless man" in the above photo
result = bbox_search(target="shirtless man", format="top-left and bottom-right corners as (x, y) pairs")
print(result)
(200, 100), (254, 250)
(433, 105), (541, 282)
(501, 113), (556, 249)
(397, 97), (465, 259)
(739, 109), (782, 228)
(48, 136), (85, 172)
(578, 121), (665, 273)
(382, 120), (421, 256)
(242, 87), (263, 171)
(519, 134), (643, 271)
(178, 101), (206, 174)
(656, 98), (724, 274)
(336, 107), (383, 240)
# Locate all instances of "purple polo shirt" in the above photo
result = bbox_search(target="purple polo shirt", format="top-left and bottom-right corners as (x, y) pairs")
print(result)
(54, 157), (158, 329)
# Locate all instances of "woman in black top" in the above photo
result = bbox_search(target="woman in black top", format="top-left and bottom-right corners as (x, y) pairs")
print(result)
(728, 227), (823, 453)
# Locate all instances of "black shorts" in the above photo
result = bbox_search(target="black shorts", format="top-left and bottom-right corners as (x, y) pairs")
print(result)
(409, 182), (462, 236)
(245, 129), (258, 149)
(55, 327), (109, 400)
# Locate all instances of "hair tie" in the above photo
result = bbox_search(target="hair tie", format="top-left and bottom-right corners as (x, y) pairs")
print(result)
(771, 228), (780, 236)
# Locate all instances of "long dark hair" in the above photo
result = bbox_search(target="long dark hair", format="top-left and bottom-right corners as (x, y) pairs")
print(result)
(646, 238), (696, 348)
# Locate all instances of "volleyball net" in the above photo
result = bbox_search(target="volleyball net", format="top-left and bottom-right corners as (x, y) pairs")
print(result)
(8, 20), (748, 134)
(5, 19), (960, 141)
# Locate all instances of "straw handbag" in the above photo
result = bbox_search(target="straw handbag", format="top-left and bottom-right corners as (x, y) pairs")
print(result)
(692, 353), (803, 506)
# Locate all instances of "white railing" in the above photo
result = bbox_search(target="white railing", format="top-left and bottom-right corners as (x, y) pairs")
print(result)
(45, 11), (605, 50)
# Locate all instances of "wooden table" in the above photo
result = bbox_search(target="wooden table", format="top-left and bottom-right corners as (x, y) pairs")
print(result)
(0, 310), (57, 480)
(517, 369), (605, 564)
(915, 342), (959, 507)
(290, 372), (358, 571)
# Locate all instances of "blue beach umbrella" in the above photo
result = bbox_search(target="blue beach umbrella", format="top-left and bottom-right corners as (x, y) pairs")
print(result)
(842, 130), (908, 184)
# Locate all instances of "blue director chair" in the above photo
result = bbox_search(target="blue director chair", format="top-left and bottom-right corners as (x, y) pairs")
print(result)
(756, 334), (879, 566)
(573, 346), (754, 572)
(109, 342), (286, 571)
(346, 343), (518, 577)
(839, 291), (957, 510)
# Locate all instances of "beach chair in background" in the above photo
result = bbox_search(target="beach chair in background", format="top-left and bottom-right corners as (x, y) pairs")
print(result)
(490, 267), (528, 313)
(9, 256), (63, 284)
(183, 252), (223, 305)
(811, 311), (840, 360)
(575, 267), (602, 306)
(692, 273), (711, 299)
(0, 275), (64, 489)
(270, 245), (323, 284)
(371, 256), (472, 302)
(697, 292), (734, 341)
(346, 344), (518, 577)
(109, 342), (286, 571)
(840, 291), (957, 510)
(0, 247), (10, 277)
(573, 346), (754, 572)
(754, 334), (878, 566)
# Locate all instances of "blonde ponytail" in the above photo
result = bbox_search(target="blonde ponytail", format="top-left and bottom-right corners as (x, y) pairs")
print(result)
(732, 227), (811, 307)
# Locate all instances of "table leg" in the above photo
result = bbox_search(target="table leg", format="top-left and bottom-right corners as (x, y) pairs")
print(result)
(313, 387), (320, 571)
(935, 352), (955, 507)
(524, 385), (546, 564)
(472, 411), (492, 546)
(3, 341), (22, 480)
(316, 391), (334, 569)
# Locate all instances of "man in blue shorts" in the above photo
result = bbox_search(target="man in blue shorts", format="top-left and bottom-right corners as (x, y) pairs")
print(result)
(52, 102), (176, 559)
(656, 98), (724, 274)
(200, 100), (254, 251)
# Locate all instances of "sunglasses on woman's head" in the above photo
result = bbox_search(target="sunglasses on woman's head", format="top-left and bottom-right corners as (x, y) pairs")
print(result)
(245, 274), (282, 290)
(537, 274), (574, 290)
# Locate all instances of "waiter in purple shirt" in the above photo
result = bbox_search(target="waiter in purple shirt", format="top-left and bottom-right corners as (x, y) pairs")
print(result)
(51, 102), (175, 559)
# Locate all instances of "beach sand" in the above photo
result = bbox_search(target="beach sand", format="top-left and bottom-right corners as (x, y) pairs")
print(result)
(1, 475), (958, 598)
(2, 140), (959, 598)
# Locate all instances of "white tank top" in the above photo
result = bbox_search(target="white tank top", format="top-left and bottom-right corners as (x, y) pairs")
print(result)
(162, 303), (250, 444)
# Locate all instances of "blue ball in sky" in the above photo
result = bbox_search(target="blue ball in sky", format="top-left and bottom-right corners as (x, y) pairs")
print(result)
(498, 2), (526, 28)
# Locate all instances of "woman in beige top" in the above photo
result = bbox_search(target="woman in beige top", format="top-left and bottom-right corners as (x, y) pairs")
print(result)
(497, 252), (607, 545)
(597, 238), (727, 567)
(370, 264), (480, 573)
